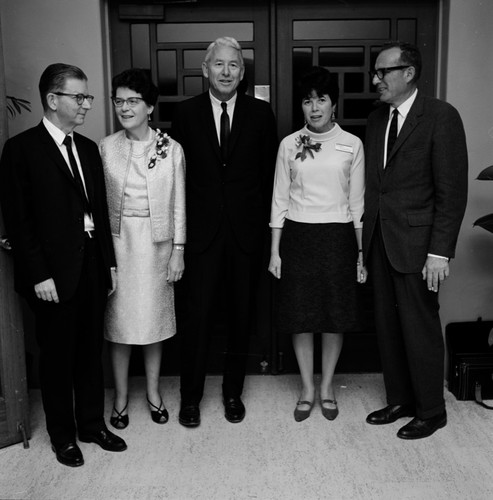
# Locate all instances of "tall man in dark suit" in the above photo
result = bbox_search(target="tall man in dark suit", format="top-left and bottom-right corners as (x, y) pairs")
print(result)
(362, 42), (468, 439)
(0, 64), (127, 466)
(172, 37), (278, 427)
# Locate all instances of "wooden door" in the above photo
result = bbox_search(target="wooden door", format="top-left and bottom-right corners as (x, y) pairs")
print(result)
(107, 0), (274, 376)
(106, 0), (439, 375)
(274, 0), (438, 373)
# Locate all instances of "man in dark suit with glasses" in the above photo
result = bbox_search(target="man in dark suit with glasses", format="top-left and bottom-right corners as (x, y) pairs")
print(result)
(363, 42), (468, 439)
(0, 63), (127, 466)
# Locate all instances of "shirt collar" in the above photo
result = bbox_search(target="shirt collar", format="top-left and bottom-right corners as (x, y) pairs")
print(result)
(391, 88), (418, 119)
(43, 116), (73, 146)
(209, 91), (237, 109)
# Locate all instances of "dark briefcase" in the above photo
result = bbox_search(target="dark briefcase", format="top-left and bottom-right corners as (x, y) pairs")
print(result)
(446, 318), (493, 408)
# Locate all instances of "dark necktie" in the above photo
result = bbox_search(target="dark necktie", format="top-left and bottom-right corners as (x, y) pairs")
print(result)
(220, 102), (230, 161)
(63, 135), (91, 215)
(386, 108), (399, 161)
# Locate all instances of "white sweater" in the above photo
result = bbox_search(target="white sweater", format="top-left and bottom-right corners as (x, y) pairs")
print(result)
(269, 124), (365, 229)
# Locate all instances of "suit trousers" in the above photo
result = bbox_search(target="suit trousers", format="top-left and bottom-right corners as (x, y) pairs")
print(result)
(369, 225), (445, 419)
(180, 218), (261, 404)
(26, 236), (107, 445)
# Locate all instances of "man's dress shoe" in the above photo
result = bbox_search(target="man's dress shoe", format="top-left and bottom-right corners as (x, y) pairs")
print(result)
(51, 442), (84, 467)
(179, 404), (201, 428)
(223, 396), (245, 423)
(79, 428), (127, 452)
(366, 404), (414, 425)
(397, 411), (447, 440)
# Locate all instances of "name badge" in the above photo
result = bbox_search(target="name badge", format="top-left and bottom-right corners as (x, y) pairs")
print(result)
(335, 143), (353, 153)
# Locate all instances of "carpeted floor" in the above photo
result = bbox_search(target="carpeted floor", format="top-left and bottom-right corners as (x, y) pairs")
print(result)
(0, 373), (492, 500)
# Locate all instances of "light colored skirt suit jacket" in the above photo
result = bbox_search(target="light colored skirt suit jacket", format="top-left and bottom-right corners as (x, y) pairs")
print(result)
(99, 129), (186, 344)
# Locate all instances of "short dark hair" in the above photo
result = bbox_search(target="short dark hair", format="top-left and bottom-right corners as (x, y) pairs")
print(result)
(111, 68), (159, 107)
(298, 66), (339, 105)
(380, 41), (422, 82)
(39, 63), (87, 111)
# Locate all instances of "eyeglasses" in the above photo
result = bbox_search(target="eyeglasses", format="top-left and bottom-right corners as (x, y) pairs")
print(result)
(112, 97), (145, 108)
(53, 92), (94, 105)
(369, 65), (411, 80)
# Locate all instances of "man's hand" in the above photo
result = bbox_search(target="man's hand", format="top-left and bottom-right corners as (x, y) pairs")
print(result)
(422, 256), (449, 293)
(34, 278), (59, 303)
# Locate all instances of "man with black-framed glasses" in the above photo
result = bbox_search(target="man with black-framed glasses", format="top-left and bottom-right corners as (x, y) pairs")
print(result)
(0, 63), (127, 466)
(362, 42), (468, 439)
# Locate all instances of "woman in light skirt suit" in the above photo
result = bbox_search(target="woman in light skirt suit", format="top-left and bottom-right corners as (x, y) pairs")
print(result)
(99, 69), (185, 428)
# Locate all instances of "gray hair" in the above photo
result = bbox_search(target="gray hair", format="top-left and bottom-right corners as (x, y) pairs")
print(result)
(204, 37), (244, 67)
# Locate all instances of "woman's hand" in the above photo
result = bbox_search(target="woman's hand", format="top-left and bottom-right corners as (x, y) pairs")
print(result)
(167, 249), (185, 283)
(357, 261), (368, 284)
(109, 267), (117, 296)
(268, 254), (282, 279)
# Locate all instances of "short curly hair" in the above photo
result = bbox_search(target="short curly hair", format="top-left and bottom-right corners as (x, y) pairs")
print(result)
(111, 68), (159, 107)
(297, 66), (339, 105)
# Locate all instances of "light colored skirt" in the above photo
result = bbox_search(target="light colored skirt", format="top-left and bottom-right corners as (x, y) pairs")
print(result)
(104, 212), (176, 345)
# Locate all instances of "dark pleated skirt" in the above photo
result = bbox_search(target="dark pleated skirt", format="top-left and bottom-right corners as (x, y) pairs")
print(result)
(276, 219), (361, 335)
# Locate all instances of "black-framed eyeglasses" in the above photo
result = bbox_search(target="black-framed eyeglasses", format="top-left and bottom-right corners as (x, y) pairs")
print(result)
(53, 92), (94, 105)
(112, 97), (145, 108)
(369, 65), (411, 80)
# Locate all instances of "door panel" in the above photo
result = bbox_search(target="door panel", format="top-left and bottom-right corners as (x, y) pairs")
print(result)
(107, 0), (439, 375)
(276, 0), (438, 140)
(109, 0), (270, 131)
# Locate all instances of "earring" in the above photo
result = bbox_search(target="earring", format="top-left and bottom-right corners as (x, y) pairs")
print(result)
(148, 114), (151, 122)
(331, 111), (336, 121)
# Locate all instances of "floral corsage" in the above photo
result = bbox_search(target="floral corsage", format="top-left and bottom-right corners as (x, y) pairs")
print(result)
(295, 134), (322, 162)
(148, 129), (170, 169)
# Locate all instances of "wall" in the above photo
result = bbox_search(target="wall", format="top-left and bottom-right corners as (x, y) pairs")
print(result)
(0, 0), (110, 142)
(440, 0), (493, 326)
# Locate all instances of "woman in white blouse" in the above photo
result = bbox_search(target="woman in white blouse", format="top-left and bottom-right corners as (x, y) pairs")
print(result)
(269, 66), (367, 422)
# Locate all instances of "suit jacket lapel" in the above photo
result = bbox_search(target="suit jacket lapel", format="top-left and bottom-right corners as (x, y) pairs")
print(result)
(37, 122), (78, 186)
(376, 108), (388, 178)
(229, 94), (246, 156)
(74, 133), (96, 207)
(199, 93), (222, 162)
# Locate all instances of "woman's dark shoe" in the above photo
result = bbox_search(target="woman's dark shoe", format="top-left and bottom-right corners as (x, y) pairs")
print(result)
(110, 402), (129, 430)
(294, 400), (314, 422)
(321, 398), (339, 421)
(147, 395), (169, 424)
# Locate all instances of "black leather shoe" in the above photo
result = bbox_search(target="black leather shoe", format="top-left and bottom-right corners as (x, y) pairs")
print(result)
(366, 404), (414, 425)
(179, 404), (201, 428)
(223, 396), (245, 423)
(79, 428), (127, 452)
(397, 411), (447, 440)
(51, 442), (84, 467)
